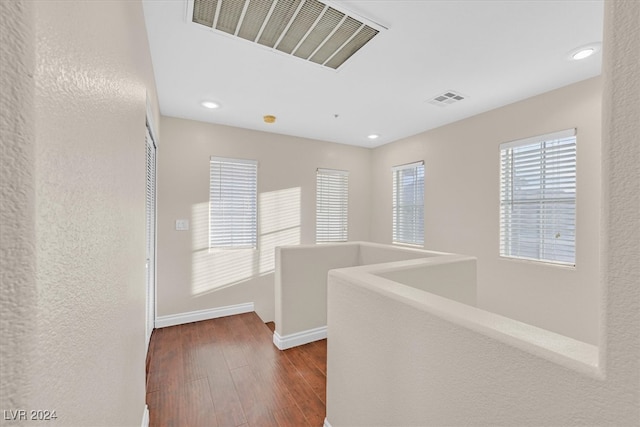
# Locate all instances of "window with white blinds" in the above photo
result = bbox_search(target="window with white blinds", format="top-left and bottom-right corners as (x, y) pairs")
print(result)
(316, 168), (349, 243)
(392, 161), (425, 246)
(500, 129), (577, 265)
(209, 157), (258, 249)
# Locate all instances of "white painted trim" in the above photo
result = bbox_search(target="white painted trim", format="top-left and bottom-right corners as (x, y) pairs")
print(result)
(273, 326), (327, 350)
(145, 93), (158, 145)
(141, 405), (149, 427)
(323, 417), (332, 427)
(500, 128), (575, 150)
(156, 302), (254, 328)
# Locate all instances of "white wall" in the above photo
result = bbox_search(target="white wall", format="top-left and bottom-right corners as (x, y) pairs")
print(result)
(157, 74), (603, 344)
(327, 1), (639, 423)
(370, 77), (602, 344)
(326, 267), (606, 426)
(275, 242), (451, 341)
(156, 116), (371, 322)
(1, 0), (159, 425)
(1, 0), (632, 425)
(0, 0), (36, 416)
(276, 243), (360, 338)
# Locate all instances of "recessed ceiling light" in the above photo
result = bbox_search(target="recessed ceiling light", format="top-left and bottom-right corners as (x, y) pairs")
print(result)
(572, 48), (595, 60)
(201, 101), (220, 109)
(368, 134), (379, 140)
(569, 43), (601, 61)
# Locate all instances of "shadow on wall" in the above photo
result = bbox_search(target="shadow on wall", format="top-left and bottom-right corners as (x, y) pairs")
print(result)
(190, 187), (301, 296)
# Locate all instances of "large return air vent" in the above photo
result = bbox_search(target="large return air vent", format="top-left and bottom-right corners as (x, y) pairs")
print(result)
(191, 0), (382, 69)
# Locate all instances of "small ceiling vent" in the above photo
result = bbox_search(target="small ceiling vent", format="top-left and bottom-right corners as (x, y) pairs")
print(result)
(427, 91), (466, 107)
(191, 0), (382, 70)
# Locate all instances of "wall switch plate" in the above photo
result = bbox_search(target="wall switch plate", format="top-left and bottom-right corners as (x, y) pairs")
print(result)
(175, 219), (189, 231)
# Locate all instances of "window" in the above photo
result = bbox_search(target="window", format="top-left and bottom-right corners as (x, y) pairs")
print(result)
(392, 161), (425, 246)
(316, 168), (349, 243)
(500, 129), (576, 265)
(209, 157), (258, 249)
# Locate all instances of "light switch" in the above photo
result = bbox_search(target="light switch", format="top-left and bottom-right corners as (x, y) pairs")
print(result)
(175, 219), (189, 231)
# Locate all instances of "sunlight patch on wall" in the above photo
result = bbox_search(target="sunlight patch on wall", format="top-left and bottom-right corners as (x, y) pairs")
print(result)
(259, 187), (301, 274)
(191, 202), (257, 295)
(192, 247), (256, 294)
(189, 188), (301, 296)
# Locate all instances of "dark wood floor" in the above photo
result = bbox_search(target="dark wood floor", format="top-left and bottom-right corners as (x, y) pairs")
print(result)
(146, 312), (327, 427)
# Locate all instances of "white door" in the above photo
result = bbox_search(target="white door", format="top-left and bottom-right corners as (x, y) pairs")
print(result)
(145, 125), (157, 348)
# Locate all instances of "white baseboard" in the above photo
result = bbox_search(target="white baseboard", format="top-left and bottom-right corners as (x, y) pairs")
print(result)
(156, 302), (254, 328)
(273, 325), (327, 350)
(323, 417), (332, 427)
(141, 405), (149, 427)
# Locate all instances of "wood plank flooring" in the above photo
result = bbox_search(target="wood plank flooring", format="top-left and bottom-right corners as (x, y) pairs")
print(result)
(146, 312), (327, 427)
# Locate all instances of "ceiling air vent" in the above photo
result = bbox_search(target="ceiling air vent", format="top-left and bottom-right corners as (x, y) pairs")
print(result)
(191, 0), (382, 70)
(427, 91), (466, 107)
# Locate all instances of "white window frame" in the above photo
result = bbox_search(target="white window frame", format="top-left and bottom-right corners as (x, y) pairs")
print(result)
(209, 156), (258, 249)
(316, 168), (349, 243)
(392, 161), (425, 246)
(499, 129), (577, 266)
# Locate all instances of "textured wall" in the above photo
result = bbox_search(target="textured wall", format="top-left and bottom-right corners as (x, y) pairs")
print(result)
(156, 116), (372, 322)
(370, 77), (602, 344)
(326, 0), (639, 425)
(0, 0), (36, 420)
(599, 0), (640, 415)
(23, 0), (157, 425)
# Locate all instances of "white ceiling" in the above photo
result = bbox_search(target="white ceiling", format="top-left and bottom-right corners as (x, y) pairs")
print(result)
(143, 0), (603, 148)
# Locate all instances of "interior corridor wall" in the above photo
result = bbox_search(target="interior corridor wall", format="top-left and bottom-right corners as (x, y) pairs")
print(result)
(1, 0), (36, 415)
(4, 0), (161, 425)
(156, 116), (371, 322)
(370, 77), (602, 344)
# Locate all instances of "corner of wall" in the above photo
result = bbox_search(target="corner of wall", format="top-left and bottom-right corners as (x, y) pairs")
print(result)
(0, 0), (36, 413)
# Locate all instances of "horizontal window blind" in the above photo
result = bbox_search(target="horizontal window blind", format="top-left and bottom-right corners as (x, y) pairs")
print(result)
(500, 129), (576, 265)
(392, 161), (424, 246)
(210, 157), (258, 249)
(316, 168), (349, 243)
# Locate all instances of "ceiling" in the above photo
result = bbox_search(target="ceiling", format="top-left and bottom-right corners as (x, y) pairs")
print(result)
(143, 0), (603, 148)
